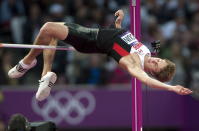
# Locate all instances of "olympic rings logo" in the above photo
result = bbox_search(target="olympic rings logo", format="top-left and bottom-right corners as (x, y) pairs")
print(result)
(32, 91), (96, 125)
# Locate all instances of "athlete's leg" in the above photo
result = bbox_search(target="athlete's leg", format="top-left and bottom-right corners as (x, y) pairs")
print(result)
(23, 22), (68, 65)
(41, 38), (58, 77)
(34, 38), (58, 101)
(8, 22), (69, 79)
(36, 23), (69, 101)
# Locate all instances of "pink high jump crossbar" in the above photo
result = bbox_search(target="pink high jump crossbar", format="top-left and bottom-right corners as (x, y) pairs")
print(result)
(130, 0), (142, 131)
(0, 43), (75, 51)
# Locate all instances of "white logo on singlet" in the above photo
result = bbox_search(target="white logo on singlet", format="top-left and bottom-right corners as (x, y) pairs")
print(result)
(121, 32), (138, 45)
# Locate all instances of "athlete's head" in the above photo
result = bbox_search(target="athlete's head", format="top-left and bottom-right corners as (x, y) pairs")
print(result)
(146, 57), (176, 82)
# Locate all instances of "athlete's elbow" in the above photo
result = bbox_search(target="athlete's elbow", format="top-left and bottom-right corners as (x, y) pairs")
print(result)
(127, 67), (149, 85)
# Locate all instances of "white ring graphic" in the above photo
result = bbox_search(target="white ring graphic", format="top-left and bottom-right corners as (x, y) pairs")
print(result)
(32, 91), (96, 125)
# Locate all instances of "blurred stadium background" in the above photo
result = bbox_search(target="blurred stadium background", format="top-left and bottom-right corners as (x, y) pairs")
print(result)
(0, 0), (199, 131)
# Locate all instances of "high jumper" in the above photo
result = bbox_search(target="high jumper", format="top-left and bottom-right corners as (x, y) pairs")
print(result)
(7, 10), (192, 101)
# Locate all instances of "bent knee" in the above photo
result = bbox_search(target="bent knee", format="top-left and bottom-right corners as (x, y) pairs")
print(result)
(40, 22), (68, 40)
(40, 22), (54, 36)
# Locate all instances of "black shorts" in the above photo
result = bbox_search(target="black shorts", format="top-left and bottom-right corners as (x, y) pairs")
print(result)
(97, 28), (131, 62)
(63, 23), (131, 62)
(64, 22), (104, 53)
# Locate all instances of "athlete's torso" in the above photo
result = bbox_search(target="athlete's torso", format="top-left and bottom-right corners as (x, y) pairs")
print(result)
(97, 28), (126, 51)
(63, 22), (151, 65)
(63, 22), (126, 54)
(63, 22), (104, 53)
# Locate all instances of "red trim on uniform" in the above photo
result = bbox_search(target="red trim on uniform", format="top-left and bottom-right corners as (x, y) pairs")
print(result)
(113, 43), (129, 56)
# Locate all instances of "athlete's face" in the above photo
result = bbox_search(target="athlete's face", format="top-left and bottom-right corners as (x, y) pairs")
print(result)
(147, 57), (167, 73)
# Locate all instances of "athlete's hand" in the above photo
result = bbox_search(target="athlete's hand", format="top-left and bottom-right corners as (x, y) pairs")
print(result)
(172, 85), (193, 95)
(115, 9), (124, 28)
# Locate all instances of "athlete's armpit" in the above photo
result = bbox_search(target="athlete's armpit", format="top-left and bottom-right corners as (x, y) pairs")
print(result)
(119, 54), (150, 84)
(119, 54), (137, 70)
(119, 53), (141, 69)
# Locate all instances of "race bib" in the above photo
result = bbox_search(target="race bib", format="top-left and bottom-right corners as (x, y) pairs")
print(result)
(121, 32), (138, 45)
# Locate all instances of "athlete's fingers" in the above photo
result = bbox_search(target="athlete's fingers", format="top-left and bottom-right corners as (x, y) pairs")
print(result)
(174, 85), (192, 95)
(115, 10), (124, 17)
(115, 12), (123, 23)
(115, 10), (119, 16)
(179, 87), (192, 95)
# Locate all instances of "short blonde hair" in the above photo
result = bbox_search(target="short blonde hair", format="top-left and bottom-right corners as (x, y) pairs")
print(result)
(153, 59), (176, 82)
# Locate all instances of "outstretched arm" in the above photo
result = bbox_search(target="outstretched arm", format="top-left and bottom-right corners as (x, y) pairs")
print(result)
(115, 9), (124, 28)
(119, 55), (193, 95)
